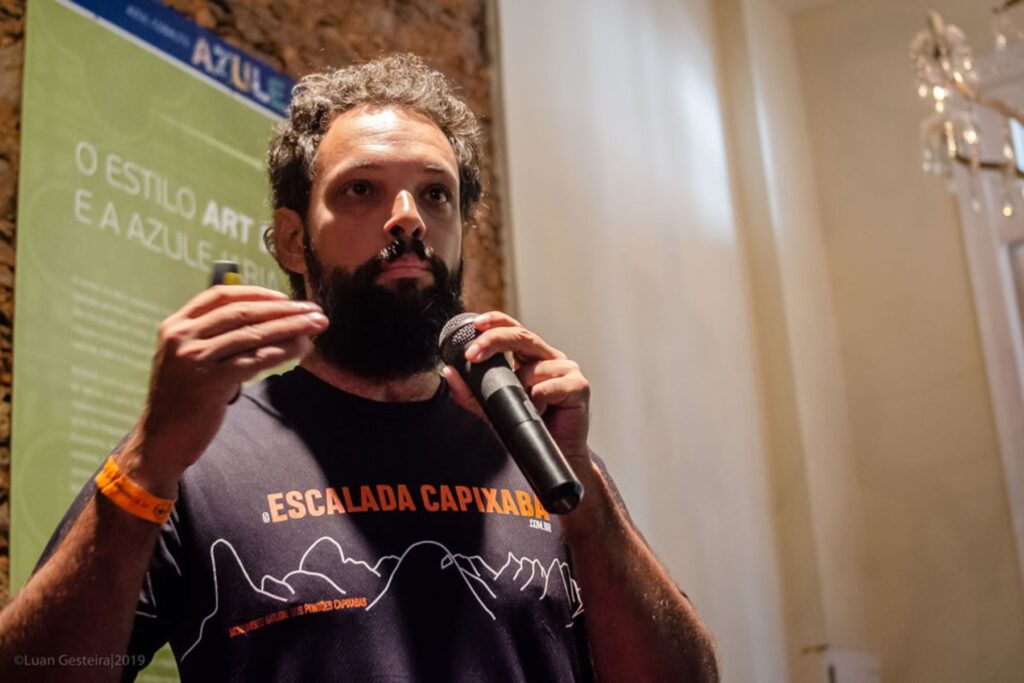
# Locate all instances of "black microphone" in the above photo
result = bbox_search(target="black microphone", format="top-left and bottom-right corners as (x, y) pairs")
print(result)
(439, 313), (584, 514)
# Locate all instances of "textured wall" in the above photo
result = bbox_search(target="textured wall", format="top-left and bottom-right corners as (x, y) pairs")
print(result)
(0, 0), (25, 607)
(0, 0), (504, 604)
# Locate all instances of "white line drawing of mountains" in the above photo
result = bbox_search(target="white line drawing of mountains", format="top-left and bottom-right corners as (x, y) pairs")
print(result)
(450, 552), (585, 621)
(180, 539), (291, 661)
(179, 536), (584, 661)
(258, 536), (380, 600)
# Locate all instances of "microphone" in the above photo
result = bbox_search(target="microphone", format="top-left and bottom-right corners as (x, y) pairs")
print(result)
(439, 313), (584, 514)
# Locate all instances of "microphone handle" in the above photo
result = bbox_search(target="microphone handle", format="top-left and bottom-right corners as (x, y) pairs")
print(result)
(462, 357), (584, 514)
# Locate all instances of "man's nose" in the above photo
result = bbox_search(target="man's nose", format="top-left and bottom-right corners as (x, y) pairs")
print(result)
(383, 190), (425, 240)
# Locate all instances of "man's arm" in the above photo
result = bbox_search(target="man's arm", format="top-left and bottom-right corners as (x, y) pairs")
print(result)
(0, 454), (172, 682)
(0, 286), (327, 681)
(561, 459), (718, 681)
(443, 311), (719, 682)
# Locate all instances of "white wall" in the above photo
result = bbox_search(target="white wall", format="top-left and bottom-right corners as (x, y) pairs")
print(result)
(791, 1), (1024, 680)
(498, 1), (1024, 681)
(497, 1), (789, 680)
(738, 0), (870, 646)
(715, 0), (873, 678)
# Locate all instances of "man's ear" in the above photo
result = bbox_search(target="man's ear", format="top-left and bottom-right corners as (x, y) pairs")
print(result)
(273, 208), (307, 276)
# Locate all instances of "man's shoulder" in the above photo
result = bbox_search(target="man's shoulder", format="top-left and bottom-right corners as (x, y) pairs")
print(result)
(176, 370), (311, 483)
(216, 366), (334, 433)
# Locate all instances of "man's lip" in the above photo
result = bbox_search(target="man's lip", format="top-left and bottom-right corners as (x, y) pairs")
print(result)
(380, 256), (430, 272)
(376, 257), (431, 280)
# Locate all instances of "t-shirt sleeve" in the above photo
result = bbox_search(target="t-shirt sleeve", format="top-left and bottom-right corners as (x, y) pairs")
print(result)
(33, 475), (184, 681)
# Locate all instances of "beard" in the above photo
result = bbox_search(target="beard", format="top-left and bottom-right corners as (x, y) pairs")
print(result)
(304, 236), (464, 381)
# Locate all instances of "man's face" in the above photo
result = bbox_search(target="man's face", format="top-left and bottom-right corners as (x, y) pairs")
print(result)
(305, 105), (463, 288)
(295, 105), (465, 379)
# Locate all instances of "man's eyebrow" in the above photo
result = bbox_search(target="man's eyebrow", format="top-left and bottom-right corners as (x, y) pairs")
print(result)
(330, 160), (455, 176)
(422, 163), (452, 176)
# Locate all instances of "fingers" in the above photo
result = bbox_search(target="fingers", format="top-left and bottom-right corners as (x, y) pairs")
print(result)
(195, 309), (328, 363)
(224, 335), (315, 381)
(150, 288), (328, 411)
(169, 285), (290, 323)
(472, 311), (523, 329)
(517, 358), (579, 388)
(463, 313), (580, 410)
(189, 299), (322, 340)
(158, 288), (328, 366)
(452, 311), (590, 422)
(465, 317), (566, 364)
(517, 359), (589, 415)
(529, 372), (590, 410)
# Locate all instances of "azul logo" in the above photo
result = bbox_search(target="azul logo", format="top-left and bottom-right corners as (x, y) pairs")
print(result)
(190, 37), (289, 113)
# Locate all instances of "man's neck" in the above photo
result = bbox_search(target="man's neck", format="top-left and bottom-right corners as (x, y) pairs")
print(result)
(299, 351), (442, 402)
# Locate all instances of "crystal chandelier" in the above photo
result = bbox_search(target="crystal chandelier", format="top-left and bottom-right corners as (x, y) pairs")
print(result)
(911, 2), (1024, 217)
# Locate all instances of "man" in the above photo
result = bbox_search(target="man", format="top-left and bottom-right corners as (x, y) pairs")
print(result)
(0, 54), (717, 681)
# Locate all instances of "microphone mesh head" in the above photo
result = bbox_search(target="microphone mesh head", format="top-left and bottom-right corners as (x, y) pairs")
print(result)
(438, 312), (480, 366)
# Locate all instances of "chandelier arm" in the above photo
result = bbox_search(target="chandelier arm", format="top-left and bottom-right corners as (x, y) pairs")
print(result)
(925, 10), (1024, 124)
(917, 11), (1024, 184)
(954, 152), (1024, 178)
(947, 74), (1024, 127)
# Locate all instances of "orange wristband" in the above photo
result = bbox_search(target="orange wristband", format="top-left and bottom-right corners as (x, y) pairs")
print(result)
(95, 456), (174, 525)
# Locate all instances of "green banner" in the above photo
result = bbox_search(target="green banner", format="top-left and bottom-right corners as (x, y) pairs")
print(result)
(12, 1), (291, 678)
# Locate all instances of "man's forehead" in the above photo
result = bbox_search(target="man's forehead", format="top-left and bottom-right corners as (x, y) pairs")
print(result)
(314, 105), (458, 176)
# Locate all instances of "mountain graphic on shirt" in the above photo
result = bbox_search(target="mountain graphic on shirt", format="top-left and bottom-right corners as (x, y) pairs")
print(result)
(176, 536), (584, 661)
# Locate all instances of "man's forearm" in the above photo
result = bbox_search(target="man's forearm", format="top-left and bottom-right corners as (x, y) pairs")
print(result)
(562, 460), (719, 682)
(0, 449), (175, 682)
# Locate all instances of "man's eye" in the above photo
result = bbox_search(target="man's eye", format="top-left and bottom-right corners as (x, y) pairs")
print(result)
(425, 186), (451, 205)
(344, 181), (372, 198)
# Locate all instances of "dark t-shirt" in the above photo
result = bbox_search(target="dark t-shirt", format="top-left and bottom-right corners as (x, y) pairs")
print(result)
(43, 368), (596, 681)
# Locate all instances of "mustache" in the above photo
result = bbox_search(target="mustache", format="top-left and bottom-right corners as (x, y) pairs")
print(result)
(353, 237), (451, 297)
(377, 236), (435, 264)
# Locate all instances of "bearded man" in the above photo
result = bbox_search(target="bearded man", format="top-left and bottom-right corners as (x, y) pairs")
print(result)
(0, 54), (718, 682)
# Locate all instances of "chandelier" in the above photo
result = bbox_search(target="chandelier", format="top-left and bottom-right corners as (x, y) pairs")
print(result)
(911, 1), (1024, 217)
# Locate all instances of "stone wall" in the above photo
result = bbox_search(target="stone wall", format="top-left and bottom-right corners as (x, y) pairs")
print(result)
(0, 0), (25, 607)
(0, 0), (504, 604)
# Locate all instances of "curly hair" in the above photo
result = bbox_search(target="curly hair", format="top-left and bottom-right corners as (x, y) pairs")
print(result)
(265, 53), (484, 295)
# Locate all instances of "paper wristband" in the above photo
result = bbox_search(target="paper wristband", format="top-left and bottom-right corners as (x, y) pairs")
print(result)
(95, 456), (174, 525)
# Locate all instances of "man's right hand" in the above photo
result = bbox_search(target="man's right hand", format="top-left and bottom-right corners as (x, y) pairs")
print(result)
(0, 286), (325, 679)
(117, 286), (327, 495)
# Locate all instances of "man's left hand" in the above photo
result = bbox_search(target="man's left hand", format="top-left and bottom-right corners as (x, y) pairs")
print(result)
(442, 311), (591, 462)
